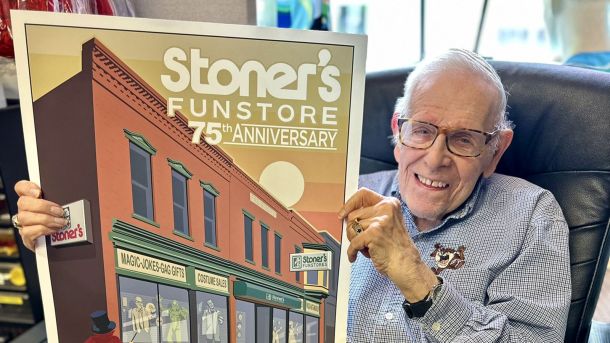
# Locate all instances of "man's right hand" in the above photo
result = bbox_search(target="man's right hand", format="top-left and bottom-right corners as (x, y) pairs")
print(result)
(13, 180), (67, 251)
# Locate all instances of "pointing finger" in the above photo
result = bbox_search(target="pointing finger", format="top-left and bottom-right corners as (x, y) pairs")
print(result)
(338, 188), (384, 219)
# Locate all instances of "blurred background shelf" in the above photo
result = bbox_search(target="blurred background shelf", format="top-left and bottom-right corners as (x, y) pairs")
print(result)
(0, 104), (44, 341)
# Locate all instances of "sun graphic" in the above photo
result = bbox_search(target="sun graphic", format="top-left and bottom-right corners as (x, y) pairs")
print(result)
(258, 161), (305, 208)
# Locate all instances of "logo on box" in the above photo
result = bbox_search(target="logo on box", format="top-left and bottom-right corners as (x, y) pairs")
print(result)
(49, 199), (92, 247)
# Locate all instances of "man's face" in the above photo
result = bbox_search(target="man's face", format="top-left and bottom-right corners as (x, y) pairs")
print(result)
(393, 70), (510, 229)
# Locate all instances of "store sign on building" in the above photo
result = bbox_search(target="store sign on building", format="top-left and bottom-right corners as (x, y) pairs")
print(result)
(50, 199), (92, 246)
(305, 300), (320, 316)
(116, 248), (186, 283)
(195, 269), (229, 294)
(290, 251), (332, 271)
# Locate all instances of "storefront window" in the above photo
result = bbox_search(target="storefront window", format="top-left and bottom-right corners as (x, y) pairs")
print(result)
(307, 271), (318, 285)
(159, 284), (190, 343)
(272, 308), (287, 343)
(305, 316), (318, 343)
(118, 276), (160, 343)
(257, 305), (272, 342)
(197, 291), (229, 343)
(236, 300), (255, 343)
(288, 312), (304, 343)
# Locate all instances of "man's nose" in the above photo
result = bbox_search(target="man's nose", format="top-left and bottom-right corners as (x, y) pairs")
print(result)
(424, 134), (452, 167)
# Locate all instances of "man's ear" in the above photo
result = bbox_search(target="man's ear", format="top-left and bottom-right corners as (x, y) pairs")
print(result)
(483, 129), (514, 177)
(392, 112), (401, 163)
(391, 112), (400, 136)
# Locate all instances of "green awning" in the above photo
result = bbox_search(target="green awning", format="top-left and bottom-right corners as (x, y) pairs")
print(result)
(233, 281), (301, 309)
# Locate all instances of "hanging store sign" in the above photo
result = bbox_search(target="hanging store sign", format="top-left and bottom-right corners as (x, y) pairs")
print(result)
(290, 251), (332, 271)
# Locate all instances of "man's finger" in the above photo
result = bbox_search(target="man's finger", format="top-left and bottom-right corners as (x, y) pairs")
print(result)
(18, 211), (67, 229)
(346, 217), (374, 241)
(338, 188), (384, 219)
(14, 180), (42, 198)
(22, 237), (35, 252)
(17, 196), (63, 217)
(347, 233), (369, 263)
(20, 225), (56, 251)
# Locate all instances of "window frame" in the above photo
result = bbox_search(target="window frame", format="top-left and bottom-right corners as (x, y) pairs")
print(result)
(168, 158), (192, 239)
(243, 210), (255, 264)
(274, 232), (282, 275)
(261, 222), (270, 270)
(201, 181), (220, 248)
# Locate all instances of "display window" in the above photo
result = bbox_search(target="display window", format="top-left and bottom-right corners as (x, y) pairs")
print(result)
(197, 291), (229, 343)
(235, 300), (255, 343)
(305, 316), (319, 343)
(118, 276), (160, 343)
(159, 284), (190, 343)
(256, 305), (272, 342)
(272, 308), (287, 343)
(288, 311), (304, 343)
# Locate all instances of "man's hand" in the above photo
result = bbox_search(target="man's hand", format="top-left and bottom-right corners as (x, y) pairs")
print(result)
(339, 188), (439, 302)
(13, 180), (67, 251)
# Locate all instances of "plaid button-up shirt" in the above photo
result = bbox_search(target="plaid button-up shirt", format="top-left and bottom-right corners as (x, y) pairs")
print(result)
(347, 170), (571, 342)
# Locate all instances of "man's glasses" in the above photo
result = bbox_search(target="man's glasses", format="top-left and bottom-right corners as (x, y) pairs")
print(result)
(397, 118), (498, 157)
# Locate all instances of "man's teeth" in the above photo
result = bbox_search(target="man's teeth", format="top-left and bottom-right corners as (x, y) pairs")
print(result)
(417, 174), (448, 188)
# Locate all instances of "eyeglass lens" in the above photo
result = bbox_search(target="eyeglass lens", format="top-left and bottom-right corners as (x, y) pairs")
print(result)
(400, 120), (488, 157)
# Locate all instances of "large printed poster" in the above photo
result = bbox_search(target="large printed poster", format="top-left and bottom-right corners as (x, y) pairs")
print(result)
(11, 11), (365, 343)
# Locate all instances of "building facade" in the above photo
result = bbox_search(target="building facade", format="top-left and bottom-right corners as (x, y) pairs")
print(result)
(33, 39), (334, 343)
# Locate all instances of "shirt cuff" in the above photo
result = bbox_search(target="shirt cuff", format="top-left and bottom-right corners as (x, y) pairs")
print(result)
(413, 279), (473, 342)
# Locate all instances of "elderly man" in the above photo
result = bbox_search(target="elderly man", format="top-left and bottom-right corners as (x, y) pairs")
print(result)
(12, 49), (570, 342)
(338, 49), (571, 341)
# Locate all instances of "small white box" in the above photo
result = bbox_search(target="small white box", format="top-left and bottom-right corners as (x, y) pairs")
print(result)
(49, 199), (93, 247)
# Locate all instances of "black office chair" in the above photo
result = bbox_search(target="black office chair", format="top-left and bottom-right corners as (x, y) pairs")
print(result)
(359, 62), (610, 343)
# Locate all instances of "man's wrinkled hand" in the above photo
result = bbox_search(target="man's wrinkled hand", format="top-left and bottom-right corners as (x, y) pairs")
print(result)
(13, 180), (67, 251)
(338, 187), (439, 301)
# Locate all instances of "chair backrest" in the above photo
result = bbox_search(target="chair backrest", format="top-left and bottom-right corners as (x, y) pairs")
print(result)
(360, 62), (610, 343)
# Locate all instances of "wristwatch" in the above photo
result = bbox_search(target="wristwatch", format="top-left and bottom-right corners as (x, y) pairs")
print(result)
(402, 277), (443, 318)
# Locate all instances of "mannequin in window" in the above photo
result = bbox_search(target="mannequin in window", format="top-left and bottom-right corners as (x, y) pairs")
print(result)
(202, 299), (224, 342)
(129, 296), (152, 342)
(165, 300), (188, 343)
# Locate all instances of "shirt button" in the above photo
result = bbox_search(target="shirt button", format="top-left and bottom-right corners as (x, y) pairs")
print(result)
(431, 322), (441, 331)
(384, 312), (394, 320)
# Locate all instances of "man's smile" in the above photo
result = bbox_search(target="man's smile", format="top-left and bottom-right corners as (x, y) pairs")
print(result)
(415, 173), (449, 189)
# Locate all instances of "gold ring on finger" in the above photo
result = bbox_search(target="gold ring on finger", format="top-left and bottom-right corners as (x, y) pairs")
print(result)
(352, 218), (363, 235)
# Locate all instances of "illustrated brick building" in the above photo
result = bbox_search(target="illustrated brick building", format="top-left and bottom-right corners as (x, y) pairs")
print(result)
(33, 38), (335, 343)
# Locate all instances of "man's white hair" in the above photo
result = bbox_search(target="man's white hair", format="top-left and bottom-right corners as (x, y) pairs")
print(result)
(393, 49), (512, 147)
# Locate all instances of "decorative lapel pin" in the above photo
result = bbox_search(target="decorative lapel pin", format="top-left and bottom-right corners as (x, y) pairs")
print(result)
(430, 243), (466, 275)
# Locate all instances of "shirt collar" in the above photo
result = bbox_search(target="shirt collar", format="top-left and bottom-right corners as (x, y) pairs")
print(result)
(390, 173), (485, 234)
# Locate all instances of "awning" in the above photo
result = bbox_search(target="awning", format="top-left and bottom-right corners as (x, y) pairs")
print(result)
(233, 281), (302, 309)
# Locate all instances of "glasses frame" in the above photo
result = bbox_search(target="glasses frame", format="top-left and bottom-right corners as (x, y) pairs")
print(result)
(397, 118), (499, 157)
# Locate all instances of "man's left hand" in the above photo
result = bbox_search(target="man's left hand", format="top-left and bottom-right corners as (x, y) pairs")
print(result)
(339, 188), (439, 302)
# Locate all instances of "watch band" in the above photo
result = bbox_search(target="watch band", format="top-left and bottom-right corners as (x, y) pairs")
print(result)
(402, 277), (443, 319)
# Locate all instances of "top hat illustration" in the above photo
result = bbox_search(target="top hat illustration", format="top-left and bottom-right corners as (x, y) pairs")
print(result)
(90, 310), (116, 334)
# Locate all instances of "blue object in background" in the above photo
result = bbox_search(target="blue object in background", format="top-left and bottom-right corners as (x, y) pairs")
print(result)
(565, 51), (610, 72)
